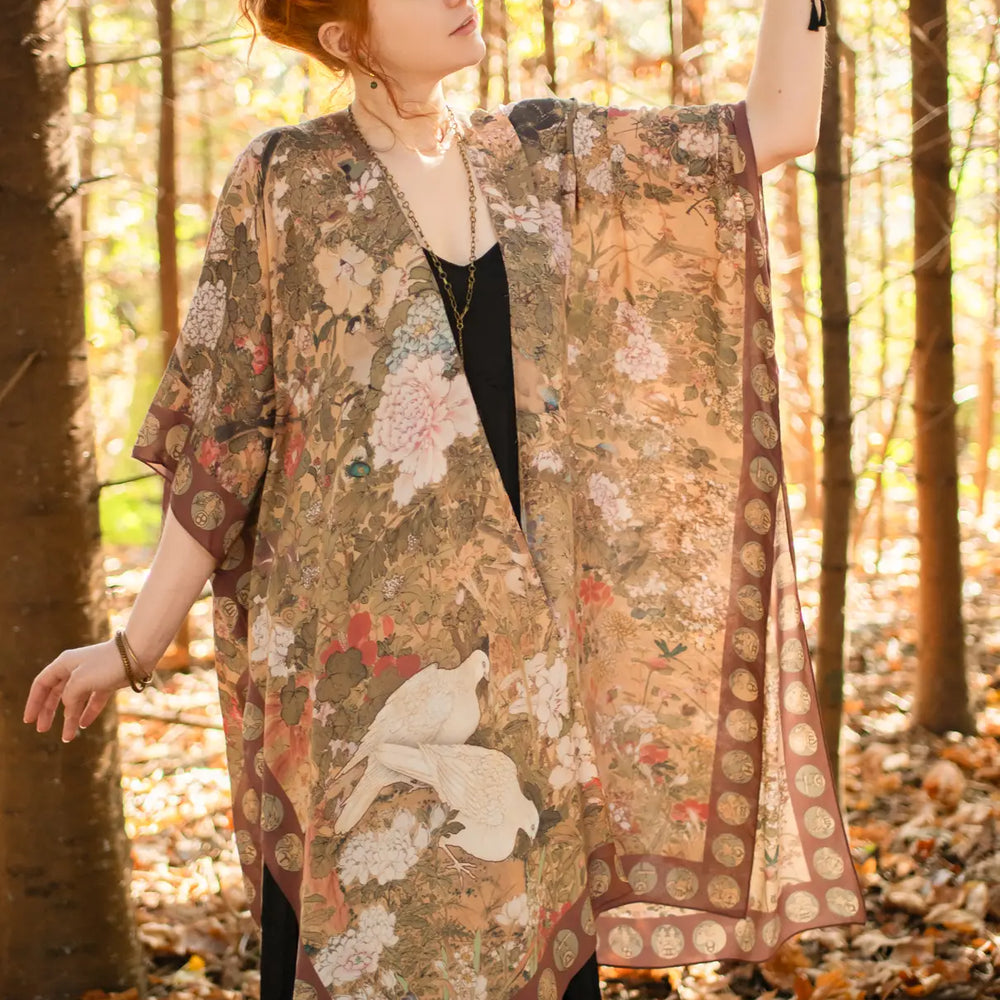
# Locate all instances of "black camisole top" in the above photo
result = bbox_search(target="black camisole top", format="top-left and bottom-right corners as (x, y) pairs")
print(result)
(423, 243), (521, 525)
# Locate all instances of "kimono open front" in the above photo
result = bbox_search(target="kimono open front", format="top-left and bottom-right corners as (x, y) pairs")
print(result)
(133, 98), (865, 1000)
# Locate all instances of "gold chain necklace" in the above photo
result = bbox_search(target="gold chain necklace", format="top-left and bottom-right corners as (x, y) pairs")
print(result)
(347, 105), (478, 358)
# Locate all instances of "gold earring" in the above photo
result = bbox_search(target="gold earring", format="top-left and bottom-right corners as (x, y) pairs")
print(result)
(369, 74), (378, 89)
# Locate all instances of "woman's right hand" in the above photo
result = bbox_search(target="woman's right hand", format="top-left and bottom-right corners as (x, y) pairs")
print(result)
(22, 640), (133, 743)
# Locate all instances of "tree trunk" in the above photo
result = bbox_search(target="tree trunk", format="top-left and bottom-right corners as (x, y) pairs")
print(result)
(498, 0), (510, 103)
(680, 0), (706, 104)
(157, 0), (191, 664)
(909, 0), (973, 733)
(813, 0), (852, 789)
(478, 0), (493, 108)
(542, 0), (556, 93)
(77, 2), (97, 244)
(0, 0), (142, 994)
(774, 163), (820, 519)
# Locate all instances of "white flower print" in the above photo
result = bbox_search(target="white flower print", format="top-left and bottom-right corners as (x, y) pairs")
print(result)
(585, 162), (614, 195)
(572, 113), (601, 157)
(337, 810), (436, 886)
(615, 301), (652, 338)
(509, 654), (570, 739)
(678, 127), (716, 161)
(314, 905), (398, 988)
(249, 598), (295, 677)
(495, 195), (543, 233)
(587, 471), (634, 530)
(346, 165), (381, 213)
(533, 448), (564, 473)
(494, 892), (530, 929)
(371, 353), (479, 506)
(614, 332), (669, 383)
(320, 240), (376, 314)
(567, 342), (581, 365)
(190, 369), (214, 428)
(549, 722), (599, 790)
(183, 279), (228, 350)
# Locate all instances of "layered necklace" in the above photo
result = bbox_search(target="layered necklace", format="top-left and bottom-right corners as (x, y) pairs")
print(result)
(347, 105), (478, 359)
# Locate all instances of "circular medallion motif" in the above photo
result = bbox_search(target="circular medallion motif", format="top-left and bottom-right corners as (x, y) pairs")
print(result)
(780, 638), (805, 673)
(707, 875), (741, 909)
(721, 750), (755, 784)
(235, 829), (256, 866)
(243, 872), (256, 904)
(191, 489), (225, 530)
(214, 597), (239, 639)
(221, 536), (245, 572)
(732, 627), (760, 663)
(762, 917), (780, 947)
(804, 805), (836, 839)
(778, 594), (801, 631)
(788, 723), (818, 756)
(740, 541), (767, 578)
(794, 765), (827, 799)
(734, 918), (756, 952)
(536, 967), (558, 1000)
(736, 585), (765, 622)
(588, 859), (611, 896)
(783, 681), (811, 715)
(729, 668), (759, 702)
(717, 791), (751, 826)
(260, 793), (284, 832)
(744, 498), (772, 534)
(665, 867), (698, 901)
(580, 897), (596, 935)
(165, 424), (188, 460)
(173, 456), (193, 496)
(276, 832), (304, 871)
(242, 703), (264, 742)
(136, 413), (159, 448)
(751, 411), (779, 450)
(553, 930), (579, 971)
(750, 456), (778, 493)
(812, 846), (845, 880)
(254, 747), (265, 777)
(650, 924), (684, 960)
(751, 364), (777, 402)
(627, 861), (658, 894)
(606, 924), (643, 960)
(726, 709), (758, 742)
(753, 320), (776, 357)
(242, 788), (260, 824)
(826, 887), (861, 917)
(712, 833), (747, 868)
(693, 920), (727, 956)
(785, 890), (820, 923)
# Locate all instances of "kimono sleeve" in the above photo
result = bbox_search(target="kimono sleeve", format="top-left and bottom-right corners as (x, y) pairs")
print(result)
(131, 137), (277, 565)
(567, 99), (756, 210)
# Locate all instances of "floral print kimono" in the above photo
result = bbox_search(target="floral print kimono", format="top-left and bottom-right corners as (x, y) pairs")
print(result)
(133, 97), (865, 1000)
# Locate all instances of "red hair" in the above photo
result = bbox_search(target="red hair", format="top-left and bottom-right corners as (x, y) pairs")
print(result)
(238, 0), (394, 97)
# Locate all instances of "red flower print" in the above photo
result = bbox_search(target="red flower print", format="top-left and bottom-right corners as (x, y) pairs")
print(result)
(639, 743), (671, 766)
(579, 576), (613, 607)
(284, 431), (306, 478)
(670, 798), (709, 824)
(347, 612), (372, 648)
(252, 338), (271, 374)
(198, 437), (223, 468)
(381, 615), (394, 638)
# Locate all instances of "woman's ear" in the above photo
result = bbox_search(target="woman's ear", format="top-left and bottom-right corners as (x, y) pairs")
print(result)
(317, 21), (351, 60)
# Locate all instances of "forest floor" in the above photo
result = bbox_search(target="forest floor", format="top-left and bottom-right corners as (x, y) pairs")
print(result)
(84, 524), (1000, 1000)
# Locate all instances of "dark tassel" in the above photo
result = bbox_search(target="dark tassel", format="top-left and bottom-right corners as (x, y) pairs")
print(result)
(808, 0), (828, 30)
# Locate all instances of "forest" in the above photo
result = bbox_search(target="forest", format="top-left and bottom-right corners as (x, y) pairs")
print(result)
(1, 0), (999, 997)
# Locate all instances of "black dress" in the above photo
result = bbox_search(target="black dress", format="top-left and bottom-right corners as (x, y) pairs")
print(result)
(258, 243), (601, 1000)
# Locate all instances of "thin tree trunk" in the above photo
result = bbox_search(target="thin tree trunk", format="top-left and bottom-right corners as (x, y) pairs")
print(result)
(975, 79), (1000, 515)
(542, 0), (556, 93)
(498, 0), (510, 102)
(478, 0), (493, 108)
(814, 0), (852, 789)
(668, 0), (683, 105)
(681, 0), (706, 104)
(774, 163), (820, 519)
(0, 0), (142, 993)
(157, 0), (191, 663)
(909, 0), (973, 733)
(77, 3), (97, 243)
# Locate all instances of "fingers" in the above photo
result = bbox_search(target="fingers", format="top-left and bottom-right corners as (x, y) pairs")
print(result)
(60, 672), (95, 743)
(78, 691), (112, 731)
(23, 653), (71, 730)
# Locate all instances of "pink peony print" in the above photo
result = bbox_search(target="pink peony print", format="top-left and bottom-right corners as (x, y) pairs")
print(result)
(371, 354), (478, 506)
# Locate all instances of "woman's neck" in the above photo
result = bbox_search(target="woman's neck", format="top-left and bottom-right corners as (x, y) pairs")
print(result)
(349, 76), (452, 155)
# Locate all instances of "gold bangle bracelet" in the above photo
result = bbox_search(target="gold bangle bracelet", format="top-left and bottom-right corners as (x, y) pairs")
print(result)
(115, 628), (150, 693)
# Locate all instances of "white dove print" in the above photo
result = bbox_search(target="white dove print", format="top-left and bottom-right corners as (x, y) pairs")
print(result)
(333, 646), (490, 834)
(374, 742), (540, 865)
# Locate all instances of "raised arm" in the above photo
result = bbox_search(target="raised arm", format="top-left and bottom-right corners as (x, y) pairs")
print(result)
(745, 0), (828, 173)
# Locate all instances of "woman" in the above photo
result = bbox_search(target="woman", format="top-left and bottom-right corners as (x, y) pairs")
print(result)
(24, 0), (863, 998)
